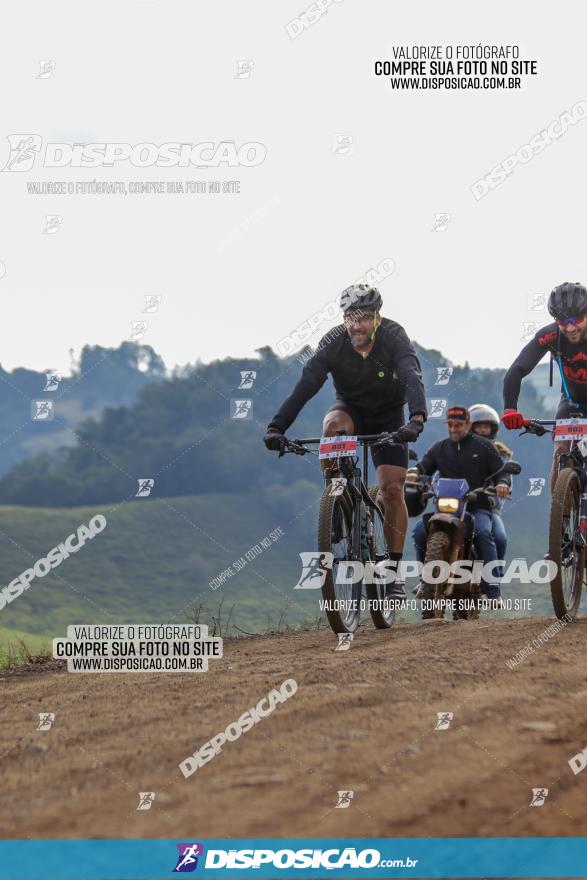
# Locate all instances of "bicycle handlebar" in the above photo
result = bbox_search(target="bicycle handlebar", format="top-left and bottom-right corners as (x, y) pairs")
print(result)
(280, 428), (418, 457)
(519, 418), (555, 437)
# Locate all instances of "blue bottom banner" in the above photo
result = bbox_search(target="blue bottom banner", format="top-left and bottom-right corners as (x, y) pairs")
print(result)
(1, 838), (587, 879)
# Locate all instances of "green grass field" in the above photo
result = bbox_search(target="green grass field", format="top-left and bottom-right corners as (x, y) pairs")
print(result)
(0, 490), (320, 642)
(0, 484), (561, 661)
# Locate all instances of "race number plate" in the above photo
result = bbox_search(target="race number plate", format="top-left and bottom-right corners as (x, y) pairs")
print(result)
(553, 419), (587, 442)
(319, 435), (358, 460)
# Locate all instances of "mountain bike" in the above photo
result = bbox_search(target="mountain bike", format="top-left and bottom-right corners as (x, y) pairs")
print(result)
(521, 415), (587, 619)
(279, 428), (418, 634)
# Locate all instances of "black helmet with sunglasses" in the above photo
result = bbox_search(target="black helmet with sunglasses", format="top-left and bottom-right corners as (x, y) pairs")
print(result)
(548, 282), (587, 321)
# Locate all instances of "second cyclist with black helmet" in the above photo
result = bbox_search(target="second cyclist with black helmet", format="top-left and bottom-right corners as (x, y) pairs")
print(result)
(502, 281), (587, 491)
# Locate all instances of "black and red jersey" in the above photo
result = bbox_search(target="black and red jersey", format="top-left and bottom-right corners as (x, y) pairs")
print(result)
(503, 322), (587, 409)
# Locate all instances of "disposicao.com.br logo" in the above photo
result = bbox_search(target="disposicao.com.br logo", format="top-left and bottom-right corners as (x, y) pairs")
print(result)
(186, 845), (418, 870)
(1, 135), (266, 170)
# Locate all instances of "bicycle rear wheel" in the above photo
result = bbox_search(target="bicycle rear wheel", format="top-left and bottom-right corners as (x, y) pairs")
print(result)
(365, 486), (396, 628)
(549, 467), (584, 619)
(318, 486), (362, 633)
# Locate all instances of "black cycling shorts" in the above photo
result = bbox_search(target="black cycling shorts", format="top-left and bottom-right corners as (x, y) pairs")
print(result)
(325, 398), (408, 469)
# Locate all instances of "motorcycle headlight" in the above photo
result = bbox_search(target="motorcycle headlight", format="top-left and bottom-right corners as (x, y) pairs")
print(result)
(437, 497), (459, 513)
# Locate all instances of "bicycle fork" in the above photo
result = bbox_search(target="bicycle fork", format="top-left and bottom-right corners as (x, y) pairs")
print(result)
(579, 477), (587, 545)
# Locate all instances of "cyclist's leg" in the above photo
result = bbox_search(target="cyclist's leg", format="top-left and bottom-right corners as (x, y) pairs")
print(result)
(551, 397), (572, 494)
(321, 399), (357, 475)
(370, 407), (409, 554)
(375, 464), (408, 553)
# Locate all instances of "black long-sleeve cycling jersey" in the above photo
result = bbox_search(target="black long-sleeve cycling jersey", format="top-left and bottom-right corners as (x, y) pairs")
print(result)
(503, 322), (587, 410)
(268, 317), (427, 433)
(416, 432), (509, 511)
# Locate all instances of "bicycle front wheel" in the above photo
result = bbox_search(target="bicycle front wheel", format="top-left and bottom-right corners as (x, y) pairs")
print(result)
(318, 486), (361, 634)
(549, 467), (584, 619)
(365, 486), (396, 629)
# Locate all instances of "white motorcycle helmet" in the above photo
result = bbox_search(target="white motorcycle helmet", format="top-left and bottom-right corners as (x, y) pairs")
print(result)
(468, 403), (500, 439)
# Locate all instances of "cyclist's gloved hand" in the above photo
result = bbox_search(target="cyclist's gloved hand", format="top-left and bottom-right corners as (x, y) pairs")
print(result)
(397, 419), (424, 443)
(502, 409), (524, 430)
(264, 426), (286, 451)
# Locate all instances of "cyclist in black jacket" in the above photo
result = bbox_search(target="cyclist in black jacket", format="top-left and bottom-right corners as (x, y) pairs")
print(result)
(264, 285), (427, 593)
(502, 282), (587, 491)
(407, 405), (510, 605)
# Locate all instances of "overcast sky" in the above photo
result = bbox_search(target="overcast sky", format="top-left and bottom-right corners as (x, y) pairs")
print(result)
(0, 0), (585, 376)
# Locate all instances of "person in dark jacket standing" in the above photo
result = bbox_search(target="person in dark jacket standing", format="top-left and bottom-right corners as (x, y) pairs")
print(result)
(407, 405), (510, 607)
(263, 284), (427, 596)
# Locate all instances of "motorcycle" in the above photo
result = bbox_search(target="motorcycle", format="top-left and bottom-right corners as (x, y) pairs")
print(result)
(405, 459), (521, 620)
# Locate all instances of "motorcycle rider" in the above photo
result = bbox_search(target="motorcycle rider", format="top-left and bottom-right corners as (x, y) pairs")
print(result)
(406, 405), (510, 616)
(263, 284), (427, 597)
(502, 282), (587, 492)
(469, 403), (512, 578)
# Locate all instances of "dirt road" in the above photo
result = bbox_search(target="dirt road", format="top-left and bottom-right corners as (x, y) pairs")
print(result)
(2, 616), (587, 841)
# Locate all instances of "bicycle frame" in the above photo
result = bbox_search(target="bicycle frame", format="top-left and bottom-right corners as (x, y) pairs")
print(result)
(290, 433), (394, 564)
(523, 417), (587, 544)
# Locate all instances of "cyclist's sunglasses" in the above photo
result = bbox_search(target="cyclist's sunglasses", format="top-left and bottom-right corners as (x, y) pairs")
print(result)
(556, 315), (587, 327)
(344, 311), (375, 324)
